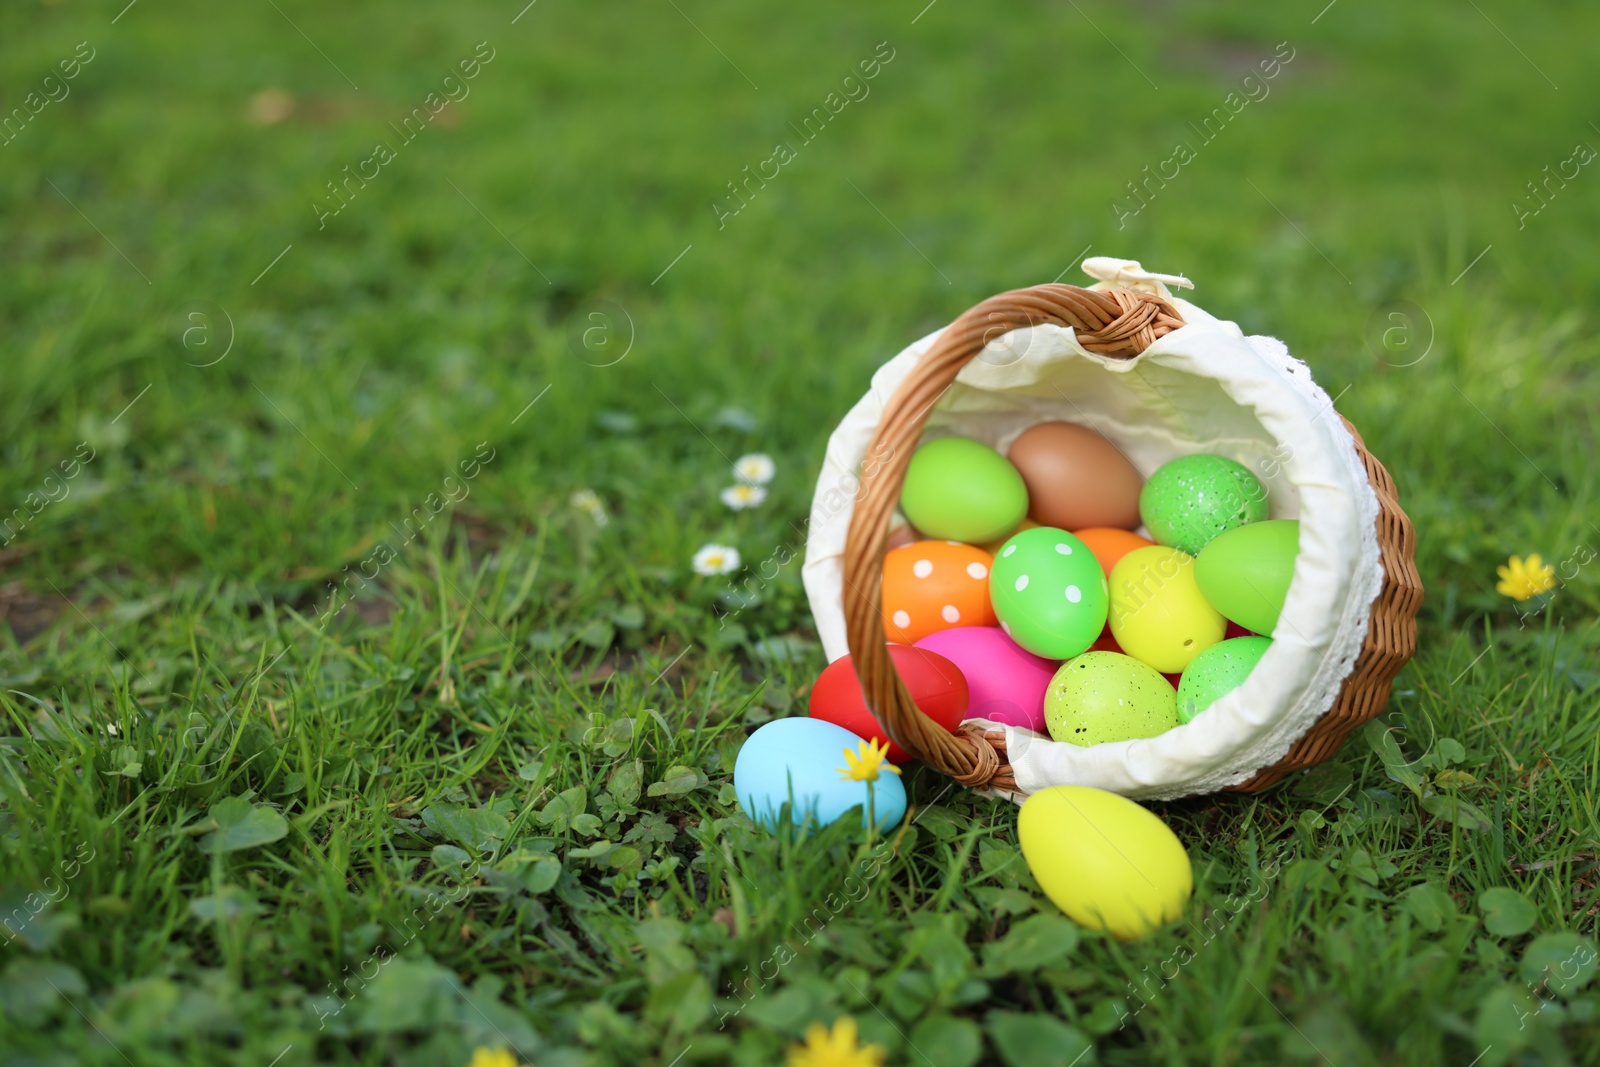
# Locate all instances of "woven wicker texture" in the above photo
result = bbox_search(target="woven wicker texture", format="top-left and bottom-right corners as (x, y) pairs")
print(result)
(839, 283), (1422, 795)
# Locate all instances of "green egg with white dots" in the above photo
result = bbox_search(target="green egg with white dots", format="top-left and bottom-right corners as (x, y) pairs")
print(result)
(1139, 454), (1269, 555)
(1176, 636), (1272, 724)
(989, 527), (1108, 659)
(1044, 651), (1180, 746)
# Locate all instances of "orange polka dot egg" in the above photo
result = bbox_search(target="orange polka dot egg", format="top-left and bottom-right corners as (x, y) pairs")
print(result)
(882, 540), (996, 643)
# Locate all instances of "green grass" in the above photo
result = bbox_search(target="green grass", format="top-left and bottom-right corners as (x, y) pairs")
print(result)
(3, 0), (1599, 1064)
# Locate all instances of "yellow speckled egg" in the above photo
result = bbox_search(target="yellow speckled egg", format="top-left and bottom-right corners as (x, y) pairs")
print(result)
(1018, 786), (1193, 940)
(1108, 545), (1224, 673)
(1044, 651), (1179, 746)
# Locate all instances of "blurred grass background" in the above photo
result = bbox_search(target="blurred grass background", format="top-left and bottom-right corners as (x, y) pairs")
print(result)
(2, 0), (1598, 1064)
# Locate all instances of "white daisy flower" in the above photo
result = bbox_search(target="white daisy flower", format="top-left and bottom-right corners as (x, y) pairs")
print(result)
(570, 488), (609, 527)
(104, 723), (120, 737)
(733, 453), (775, 486)
(719, 483), (767, 510)
(692, 543), (741, 576)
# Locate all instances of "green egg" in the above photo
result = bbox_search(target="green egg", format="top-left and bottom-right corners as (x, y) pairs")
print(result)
(989, 527), (1108, 659)
(1139, 454), (1269, 555)
(1193, 520), (1300, 635)
(1044, 651), (1180, 746)
(1176, 636), (1272, 723)
(900, 436), (1028, 543)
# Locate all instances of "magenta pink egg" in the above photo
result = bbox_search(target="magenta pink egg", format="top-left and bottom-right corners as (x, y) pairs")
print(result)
(913, 626), (1058, 733)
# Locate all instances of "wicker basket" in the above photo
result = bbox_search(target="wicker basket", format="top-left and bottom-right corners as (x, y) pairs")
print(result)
(814, 267), (1423, 797)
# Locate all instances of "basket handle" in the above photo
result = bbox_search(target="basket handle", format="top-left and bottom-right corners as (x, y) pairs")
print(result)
(839, 283), (1186, 788)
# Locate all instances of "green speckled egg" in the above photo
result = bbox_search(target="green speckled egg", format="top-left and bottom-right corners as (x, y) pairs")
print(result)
(1176, 636), (1271, 724)
(900, 436), (1029, 543)
(1044, 651), (1179, 746)
(1139, 454), (1268, 555)
(990, 527), (1108, 659)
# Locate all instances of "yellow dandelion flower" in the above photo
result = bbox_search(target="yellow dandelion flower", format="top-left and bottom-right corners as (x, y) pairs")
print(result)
(787, 1017), (887, 1067)
(466, 1048), (521, 1067)
(836, 738), (901, 783)
(1496, 553), (1556, 601)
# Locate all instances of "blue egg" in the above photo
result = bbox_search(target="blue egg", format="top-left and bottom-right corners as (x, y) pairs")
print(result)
(734, 718), (907, 832)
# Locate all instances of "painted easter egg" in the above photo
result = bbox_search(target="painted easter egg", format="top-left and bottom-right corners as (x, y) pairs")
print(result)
(1108, 545), (1225, 673)
(809, 644), (968, 763)
(882, 540), (996, 644)
(1139, 454), (1268, 555)
(1018, 786), (1193, 940)
(988, 527), (1108, 659)
(734, 718), (907, 832)
(1007, 421), (1144, 530)
(1176, 636), (1272, 724)
(1073, 527), (1156, 576)
(914, 626), (1057, 733)
(899, 436), (1028, 543)
(1193, 519), (1300, 636)
(1043, 651), (1180, 746)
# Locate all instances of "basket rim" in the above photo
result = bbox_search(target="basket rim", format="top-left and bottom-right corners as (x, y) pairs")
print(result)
(825, 281), (1422, 797)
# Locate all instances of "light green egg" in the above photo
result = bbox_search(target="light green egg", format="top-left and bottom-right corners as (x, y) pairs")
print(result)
(899, 436), (1028, 543)
(1194, 520), (1300, 635)
(989, 527), (1108, 659)
(1139, 454), (1268, 555)
(1044, 651), (1179, 746)
(1176, 636), (1272, 723)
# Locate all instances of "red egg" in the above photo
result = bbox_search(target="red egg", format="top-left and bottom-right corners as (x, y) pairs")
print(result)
(1088, 626), (1125, 655)
(808, 644), (969, 763)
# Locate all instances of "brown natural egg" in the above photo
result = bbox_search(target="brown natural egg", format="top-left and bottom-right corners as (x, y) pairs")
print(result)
(1006, 421), (1143, 531)
(885, 518), (921, 552)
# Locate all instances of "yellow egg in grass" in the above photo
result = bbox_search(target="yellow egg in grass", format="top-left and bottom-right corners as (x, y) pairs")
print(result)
(1017, 785), (1193, 940)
